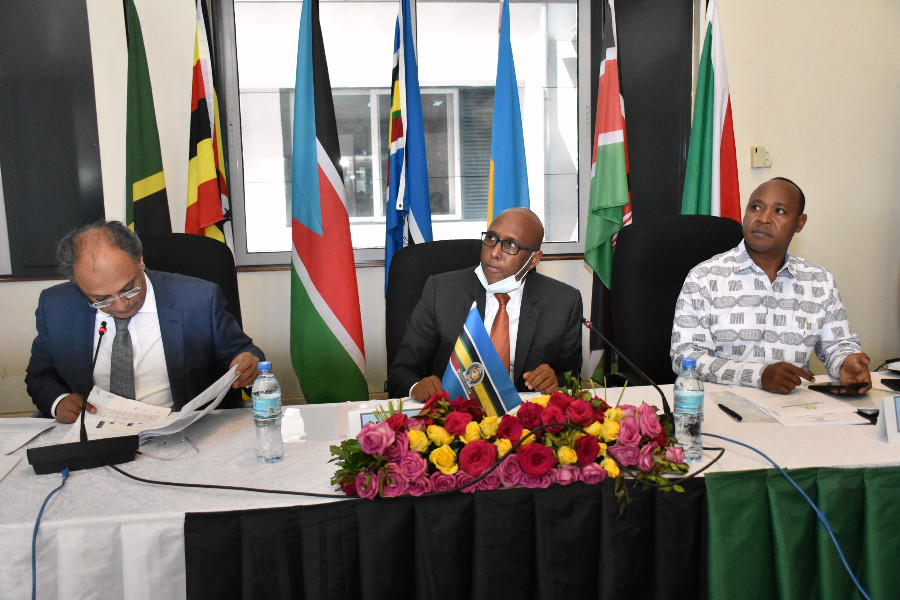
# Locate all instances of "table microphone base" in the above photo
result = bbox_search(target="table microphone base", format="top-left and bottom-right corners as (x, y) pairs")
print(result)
(27, 436), (140, 475)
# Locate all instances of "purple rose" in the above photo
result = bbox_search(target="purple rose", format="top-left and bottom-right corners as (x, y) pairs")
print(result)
(429, 471), (457, 492)
(637, 441), (658, 472)
(520, 472), (552, 489)
(637, 403), (662, 438)
(455, 471), (477, 493)
(356, 421), (395, 456)
(565, 399), (595, 426)
(355, 471), (379, 499)
(608, 444), (639, 467)
(475, 470), (502, 491)
(619, 404), (637, 420)
(407, 418), (426, 432)
(385, 431), (409, 462)
(580, 462), (608, 485)
(399, 450), (427, 479)
(380, 463), (410, 497)
(498, 454), (524, 487)
(540, 405), (566, 435)
(616, 417), (642, 447)
(666, 445), (685, 464)
(555, 465), (581, 485)
(407, 475), (433, 497)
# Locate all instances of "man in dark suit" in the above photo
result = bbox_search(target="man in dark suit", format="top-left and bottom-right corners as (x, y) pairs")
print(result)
(389, 208), (583, 401)
(26, 221), (264, 422)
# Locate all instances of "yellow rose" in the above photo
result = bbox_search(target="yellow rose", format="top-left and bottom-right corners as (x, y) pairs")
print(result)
(557, 445), (578, 465)
(602, 457), (620, 478)
(429, 445), (458, 475)
(427, 424), (454, 447)
(584, 421), (603, 437)
(604, 407), (624, 422)
(495, 438), (513, 457)
(598, 442), (608, 457)
(480, 416), (499, 438)
(600, 419), (620, 443)
(518, 428), (535, 446)
(461, 421), (482, 444)
(408, 429), (429, 453)
(531, 395), (550, 407)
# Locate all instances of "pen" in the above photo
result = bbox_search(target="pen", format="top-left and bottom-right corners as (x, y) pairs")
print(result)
(717, 403), (743, 422)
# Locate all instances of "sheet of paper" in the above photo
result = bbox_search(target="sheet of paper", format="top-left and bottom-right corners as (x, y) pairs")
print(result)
(86, 388), (172, 420)
(724, 385), (865, 426)
(0, 419), (55, 454)
(0, 455), (21, 483)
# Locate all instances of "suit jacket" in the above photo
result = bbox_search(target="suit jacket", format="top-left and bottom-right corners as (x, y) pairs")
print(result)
(25, 269), (265, 417)
(388, 268), (583, 398)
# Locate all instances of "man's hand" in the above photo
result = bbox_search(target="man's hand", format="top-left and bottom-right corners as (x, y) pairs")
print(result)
(523, 364), (558, 394)
(230, 352), (261, 388)
(55, 393), (95, 424)
(761, 362), (815, 394)
(839, 353), (871, 393)
(411, 376), (443, 402)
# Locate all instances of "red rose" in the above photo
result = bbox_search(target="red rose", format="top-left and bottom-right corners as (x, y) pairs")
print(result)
(574, 434), (601, 467)
(385, 412), (409, 432)
(548, 391), (573, 412)
(466, 398), (486, 421)
(497, 414), (523, 443)
(444, 411), (473, 436)
(517, 443), (557, 477)
(591, 398), (609, 423)
(540, 405), (566, 434)
(459, 439), (497, 477)
(339, 477), (357, 496)
(517, 401), (543, 430)
(653, 430), (669, 448)
(449, 398), (470, 413)
(565, 399), (594, 426)
(421, 391), (449, 416)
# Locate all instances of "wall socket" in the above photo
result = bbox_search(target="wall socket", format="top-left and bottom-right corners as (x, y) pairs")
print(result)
(751, 145), (772, 168)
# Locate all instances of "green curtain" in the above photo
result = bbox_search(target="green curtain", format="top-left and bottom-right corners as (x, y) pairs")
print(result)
(706, 466), (900, 600)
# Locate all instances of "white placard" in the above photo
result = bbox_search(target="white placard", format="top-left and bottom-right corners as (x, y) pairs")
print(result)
(873, 395), (900, 444)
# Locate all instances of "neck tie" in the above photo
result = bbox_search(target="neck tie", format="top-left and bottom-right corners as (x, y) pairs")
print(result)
(110, 316), (135, 399)
(490, 293), (511, 373)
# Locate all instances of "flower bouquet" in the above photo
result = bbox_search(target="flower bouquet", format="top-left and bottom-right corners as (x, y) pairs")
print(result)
(329, 384), (689, 507)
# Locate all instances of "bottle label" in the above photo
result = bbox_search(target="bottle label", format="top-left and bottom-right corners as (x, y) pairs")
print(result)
(674, 390), (703, 415)
(253, 396), (282, 419)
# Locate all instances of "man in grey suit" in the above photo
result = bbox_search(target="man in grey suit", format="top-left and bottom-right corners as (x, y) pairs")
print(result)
(389, 208), (583, 401)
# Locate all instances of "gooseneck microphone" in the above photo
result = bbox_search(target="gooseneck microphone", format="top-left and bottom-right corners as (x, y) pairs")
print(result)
(27, 321), (139, 474)
(580, 317), (672, 417)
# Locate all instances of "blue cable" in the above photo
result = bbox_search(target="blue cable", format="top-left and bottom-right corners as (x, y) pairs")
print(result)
(32, 468), (69, 600)
(703, 433), (871, 600)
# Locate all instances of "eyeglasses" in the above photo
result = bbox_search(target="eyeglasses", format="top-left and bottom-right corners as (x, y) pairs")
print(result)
(481, 232), (537, 256)
(89, 284), (143, 309)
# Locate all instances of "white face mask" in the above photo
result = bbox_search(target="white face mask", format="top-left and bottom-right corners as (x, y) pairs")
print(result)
(474, 251), (535, 294)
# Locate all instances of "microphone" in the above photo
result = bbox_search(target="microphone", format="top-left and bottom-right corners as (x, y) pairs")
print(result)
(28, 321), (139, 475)
(580, 317), (672, 417)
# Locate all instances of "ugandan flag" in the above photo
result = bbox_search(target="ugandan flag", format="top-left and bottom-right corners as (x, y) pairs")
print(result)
(124, 0), (171, 234)
(441, 302), (520, 418)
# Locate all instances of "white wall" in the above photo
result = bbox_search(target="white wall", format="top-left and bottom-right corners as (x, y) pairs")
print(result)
(1, 0), (898, 413)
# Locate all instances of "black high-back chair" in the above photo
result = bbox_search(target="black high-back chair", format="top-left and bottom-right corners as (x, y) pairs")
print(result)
(609, 215), (743, 385)
(385, 239), (483, 390)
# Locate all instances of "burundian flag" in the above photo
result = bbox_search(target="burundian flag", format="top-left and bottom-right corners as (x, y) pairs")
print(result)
(384, 0), (432, 294)
(442, 302), (520, 418)
(290, 0), (367, 403)
(681, 0), (740, 221)
(486, 0), (529, 225)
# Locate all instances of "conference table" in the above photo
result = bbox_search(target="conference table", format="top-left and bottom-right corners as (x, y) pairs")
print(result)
(2, 379), (899, 600)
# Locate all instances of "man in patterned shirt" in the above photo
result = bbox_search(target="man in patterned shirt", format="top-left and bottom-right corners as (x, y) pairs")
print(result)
(670, 177), (871, 394)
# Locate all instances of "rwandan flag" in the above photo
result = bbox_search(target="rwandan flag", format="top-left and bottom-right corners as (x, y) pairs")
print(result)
(486, 0), (529, 225)
(384, 0), (432, 294)
(124, 0), (171, 234)
(290, 0), (367, 403)
(442, 302), (520, 418)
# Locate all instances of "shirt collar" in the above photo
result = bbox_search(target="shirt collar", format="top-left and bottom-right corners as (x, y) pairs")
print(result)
(735, 240), (796, 279)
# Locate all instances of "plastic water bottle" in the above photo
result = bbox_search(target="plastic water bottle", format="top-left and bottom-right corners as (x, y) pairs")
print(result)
(673, 357), (704, 463)
(252, 361), (284, 463)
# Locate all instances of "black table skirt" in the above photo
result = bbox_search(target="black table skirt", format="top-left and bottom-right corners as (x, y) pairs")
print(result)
(185, 479), (707, 600)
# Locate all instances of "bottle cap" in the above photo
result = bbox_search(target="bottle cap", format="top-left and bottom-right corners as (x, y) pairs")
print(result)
(682, 358), (696, 368)
(258, 361), (272, 371)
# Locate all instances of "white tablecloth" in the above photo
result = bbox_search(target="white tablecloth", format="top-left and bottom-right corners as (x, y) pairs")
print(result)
(2, 381), (899, 600)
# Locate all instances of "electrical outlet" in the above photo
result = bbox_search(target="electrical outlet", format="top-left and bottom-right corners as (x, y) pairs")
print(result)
(750, 145), (766, 168)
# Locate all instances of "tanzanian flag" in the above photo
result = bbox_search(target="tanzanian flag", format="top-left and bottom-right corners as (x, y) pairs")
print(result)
(442, 302), (520, 418)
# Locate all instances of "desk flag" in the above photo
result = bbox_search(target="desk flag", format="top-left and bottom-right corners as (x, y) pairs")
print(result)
(681, 0), (740, 221)
(384, 0), (432, 294)
(486, 0), (529, 225)
(290, 0), (367, 403)
(442, 302), (520, 418)
(124, 0), (171, 234)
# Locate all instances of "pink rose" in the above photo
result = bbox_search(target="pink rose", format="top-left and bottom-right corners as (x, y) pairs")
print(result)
(444, 411), (473, 436)
(399, 450), (427, 479)
(575, 434), (601, 467)
(355, 471), (379, 499)
(517, 443), (557, 477)
(637, 403), (662, 438)
(608, 444), (639, 467)
(520, 472), (552, 489)
(475, 470), (502, 491)
(407, 418), (426, 432)
(555, 465), (581, 485)
(619, 404), (637, 419)
(548, 392), (573, 412)
(565, 399), (595, 426)
(517, 402), (543, 430)
(498, 454), (524, 487)
(497, 414), (523, 443)
(449, 398), (470, 413)
(540, 405), (566, 435)
(385, 412), (409, 432)
(580, 462), (608, 485)
(385, 431), (409, 462)
(637, 441), (658, 472)
(459, 439), (497, 477)
(429, 471), (456, 492)
(357, 421), (395, 456)
(407, 475), (433, 497)
(455, 471), (477, 493)
(666, 445), (685, 464)
(380, 463), (409, 497)
(616, 417), (642, 447)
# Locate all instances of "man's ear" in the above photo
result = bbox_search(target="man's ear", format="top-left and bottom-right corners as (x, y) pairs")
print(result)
(528, 250), (543, 270)
(795, 214), (807, 233)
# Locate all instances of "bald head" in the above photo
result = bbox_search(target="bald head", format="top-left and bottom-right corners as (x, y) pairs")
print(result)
(490, 207), (544, 250)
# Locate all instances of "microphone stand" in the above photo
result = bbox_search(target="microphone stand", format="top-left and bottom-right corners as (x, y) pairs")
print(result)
(580, 317), (672, 417)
